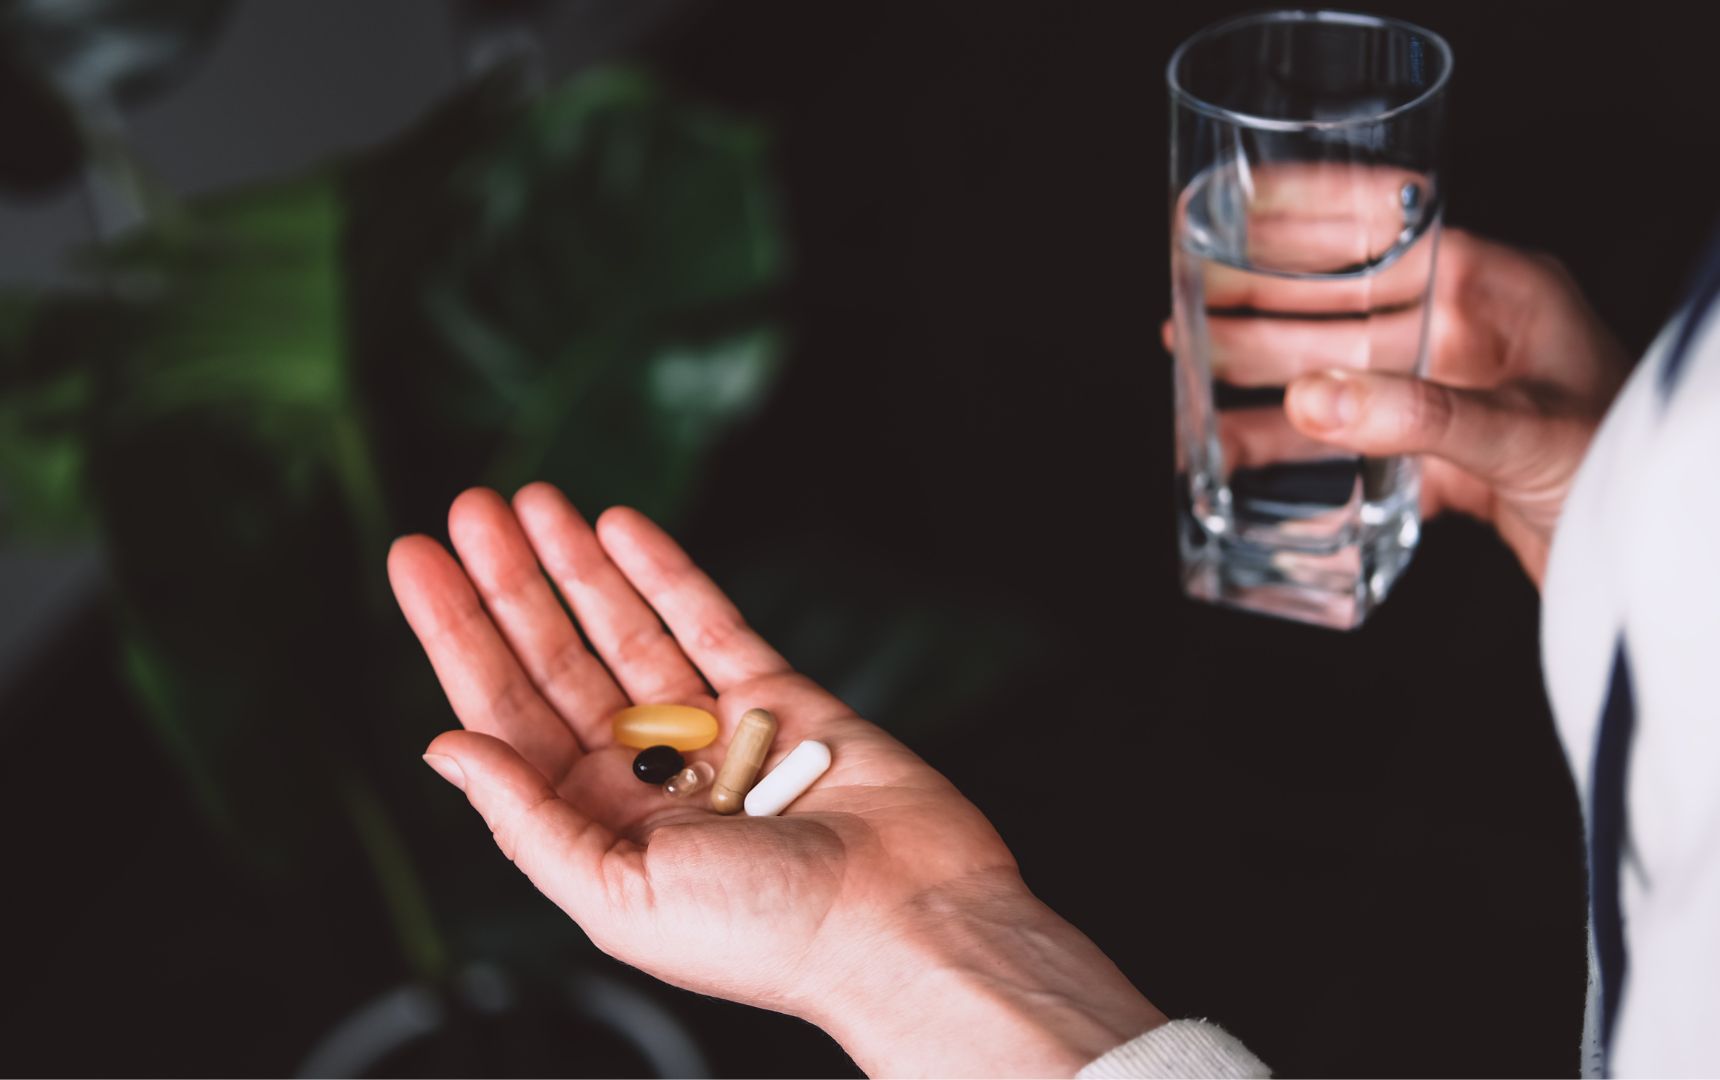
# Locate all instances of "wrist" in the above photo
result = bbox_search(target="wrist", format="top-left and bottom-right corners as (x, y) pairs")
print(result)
(804, 870), (1166, 1077)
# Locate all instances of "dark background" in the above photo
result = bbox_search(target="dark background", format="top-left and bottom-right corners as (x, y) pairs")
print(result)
(4, 1), (1716, 1075)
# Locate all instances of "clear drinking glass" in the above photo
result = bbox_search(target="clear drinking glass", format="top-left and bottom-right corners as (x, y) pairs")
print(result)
(1169, 11), (1451, 629)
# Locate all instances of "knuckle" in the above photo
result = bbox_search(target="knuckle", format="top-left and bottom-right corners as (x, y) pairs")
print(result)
(611, 624), (662, 669)
(693, 611), (746, 656)
(435, 598), (491, 649)
(661, 557), (704, 598)
(540, 639), (596, 691)
(603, 860), (651, 914)
(1533, 250), (1570, 276)
(493, 791), (559, 866)
(1528, 250), (1582, 296)
(488, 560), (544, 600)
(1402, 381), (1455, 445)
(490, 814), (522, 863)
(489, 676), (541, 723)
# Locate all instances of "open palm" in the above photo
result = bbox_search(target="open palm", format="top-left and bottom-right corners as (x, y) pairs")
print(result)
(387, 483), (1018, 1021)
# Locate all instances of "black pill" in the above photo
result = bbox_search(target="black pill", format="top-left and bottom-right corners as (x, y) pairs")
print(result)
(633, 745), (685, 784)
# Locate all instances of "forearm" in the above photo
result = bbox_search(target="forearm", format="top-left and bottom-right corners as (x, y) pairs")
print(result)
(806, 870), (1166, 1078)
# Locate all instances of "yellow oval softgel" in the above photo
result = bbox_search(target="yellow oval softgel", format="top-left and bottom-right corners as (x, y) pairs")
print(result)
(611, 704), (719, 751)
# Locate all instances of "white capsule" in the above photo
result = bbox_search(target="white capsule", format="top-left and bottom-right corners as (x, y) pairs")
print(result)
(743, 739), (832, 817)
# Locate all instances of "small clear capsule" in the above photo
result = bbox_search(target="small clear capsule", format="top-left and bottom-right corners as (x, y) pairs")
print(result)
(663, 760), (715, 799)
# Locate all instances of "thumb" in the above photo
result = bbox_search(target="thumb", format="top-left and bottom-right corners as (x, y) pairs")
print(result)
(423, 730), (627, 929)
(1284, 369), (1537, 484)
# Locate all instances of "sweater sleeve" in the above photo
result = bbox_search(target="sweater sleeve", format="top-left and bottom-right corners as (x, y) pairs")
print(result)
(1077, 1019), (1270, 1079)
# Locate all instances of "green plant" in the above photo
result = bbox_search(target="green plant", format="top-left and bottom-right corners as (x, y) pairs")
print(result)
(0, 65), (786, 977)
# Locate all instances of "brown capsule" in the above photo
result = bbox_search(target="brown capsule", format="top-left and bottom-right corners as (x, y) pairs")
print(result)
(710, 708), (778, 815)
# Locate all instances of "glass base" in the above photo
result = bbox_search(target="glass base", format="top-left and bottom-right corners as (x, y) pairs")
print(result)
(1179, 507), (1420, 631)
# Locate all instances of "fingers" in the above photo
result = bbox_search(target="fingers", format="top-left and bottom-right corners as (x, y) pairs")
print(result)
(424, 731), (639, 933)
(1217, 406), (1351, 472)
(1169, 161), (1440, 395)
(595, 507), (792, 692)
(512, 483), (711, 706)
(1178, 161), (1432, 278)
(1284, 369), (1547, 485)
(1203, 306), (1430, 388)
(1201, 252), (1433, 313)
(448, 489), (628, 748)
(1244, 161), (1427, 219)
(1164, 230), (1541, 397)
(388, 536), (582, 781)
(1434, 230), (1630, 399)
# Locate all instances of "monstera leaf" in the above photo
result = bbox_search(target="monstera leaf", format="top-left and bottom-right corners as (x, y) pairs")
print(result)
(348, 66), (784, 526)
(0, 64), (785, 971)
(0, 293), (108, 528)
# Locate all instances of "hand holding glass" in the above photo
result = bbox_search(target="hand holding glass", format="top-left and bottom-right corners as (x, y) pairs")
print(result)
(1169, 12), (1452, 629)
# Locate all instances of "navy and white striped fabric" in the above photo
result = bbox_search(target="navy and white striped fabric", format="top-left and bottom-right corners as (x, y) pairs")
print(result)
(1659, 223), (1720, 398)
(1545, 227), (1720, 1077)
(1589, 641), (1635, 1058)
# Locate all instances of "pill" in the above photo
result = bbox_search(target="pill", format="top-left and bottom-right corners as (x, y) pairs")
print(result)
(633, 745), (684, 784)
(663, 760), (715, 799)
(710, 707), (778, 814)
(611, 704), (719, 751)
(744, 739), (831, 817)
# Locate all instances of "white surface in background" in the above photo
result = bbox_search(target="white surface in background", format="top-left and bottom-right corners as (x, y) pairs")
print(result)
(124, 0), (458, 198)
(0, 0), (459, 285)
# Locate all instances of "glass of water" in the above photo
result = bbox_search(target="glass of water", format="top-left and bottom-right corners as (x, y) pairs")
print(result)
(1169, 11), (1451, 630)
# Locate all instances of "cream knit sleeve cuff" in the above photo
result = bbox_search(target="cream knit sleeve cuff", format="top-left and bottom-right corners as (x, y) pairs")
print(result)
(1077, 1019), (1271, 1079)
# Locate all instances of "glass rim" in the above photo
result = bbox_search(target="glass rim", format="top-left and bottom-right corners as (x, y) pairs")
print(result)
(1167, 10), (1453, 132)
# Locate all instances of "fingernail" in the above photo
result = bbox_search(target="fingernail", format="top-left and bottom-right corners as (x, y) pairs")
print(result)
(1295, 373), (1357, 431)
(423, 753), (466, 792)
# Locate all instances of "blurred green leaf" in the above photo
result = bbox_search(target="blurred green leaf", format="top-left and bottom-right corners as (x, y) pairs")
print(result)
(0, 291), (135, 535)
(65, 171), (365, 883)
(348, 67), (786, 525)
(3, 64), (789, 973)
(0, 54), (1061, 992)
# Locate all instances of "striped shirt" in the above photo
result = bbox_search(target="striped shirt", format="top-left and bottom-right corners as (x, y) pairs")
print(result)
(1543, 231), (1720, 1077)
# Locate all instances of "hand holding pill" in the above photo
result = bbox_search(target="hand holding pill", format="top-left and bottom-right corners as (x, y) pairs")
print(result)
(390, 484), (1165, 1076)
